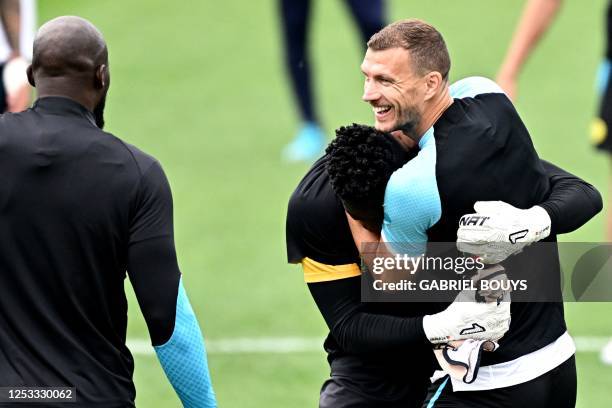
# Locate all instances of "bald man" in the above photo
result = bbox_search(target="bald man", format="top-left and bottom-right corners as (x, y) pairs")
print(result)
(0, 16), (216, 407)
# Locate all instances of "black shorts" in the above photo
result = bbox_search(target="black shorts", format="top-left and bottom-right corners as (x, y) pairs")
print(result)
(319, 375), (429, 408)
(422, 355), (576, 408)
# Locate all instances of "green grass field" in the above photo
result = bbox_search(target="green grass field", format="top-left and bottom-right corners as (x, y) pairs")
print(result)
(40, 1), (612, 406)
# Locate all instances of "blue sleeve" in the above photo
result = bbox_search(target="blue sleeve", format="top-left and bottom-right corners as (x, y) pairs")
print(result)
(596, 59), (611, 96)
(154, 278), (217, 408)
(449, 76), (505, 99)
(381, 129), (441, 256)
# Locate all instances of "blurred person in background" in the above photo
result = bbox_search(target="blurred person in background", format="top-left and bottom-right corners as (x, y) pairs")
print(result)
(496, 0), (612, 368)
(0, 16), (216, 407)
(0, 0), (35, 112)
(280, 0), (385, 162)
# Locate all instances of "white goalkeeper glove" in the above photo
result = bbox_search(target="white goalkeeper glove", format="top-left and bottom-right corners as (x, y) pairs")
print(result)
(423, 266), (511, 344)
(456, 201), (551, 265)
(435, 339), (498, 384)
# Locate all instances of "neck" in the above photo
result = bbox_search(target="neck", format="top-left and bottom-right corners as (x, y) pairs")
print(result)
(36, 80), (97, 112)
(413, 85), (453, 140)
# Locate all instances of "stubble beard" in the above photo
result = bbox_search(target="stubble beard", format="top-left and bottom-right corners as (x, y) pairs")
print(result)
(94, 93), (107, 130)
(393, 108), (421, 141)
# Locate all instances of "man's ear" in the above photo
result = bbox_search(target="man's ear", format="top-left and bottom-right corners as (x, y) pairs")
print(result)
(424, 71), (444, 101)
(27, 65), (35, 87)
(95, 64), (108, 89)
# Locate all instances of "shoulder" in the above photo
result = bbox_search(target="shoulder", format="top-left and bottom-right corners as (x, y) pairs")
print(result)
(288, 156), (338, 215)
(382, 154), (439, 254)
(443, 77), (520, 148)
(450, 77), (516, 123)
(386, 129), (438, 201)
(101, 132), (161, 178)
(286, 156), (358, 265)
(287, 156), (345, 242)
(450, 76), (506, 99)
(386, 152), (433, 199)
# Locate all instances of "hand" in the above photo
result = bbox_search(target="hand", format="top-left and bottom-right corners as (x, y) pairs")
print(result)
(457, 201), (551, 264)
(390, 130), (417, 150)
(434, 339), (498, 384)
(423, 270), (511, 344)
(472, 265), (511, 303)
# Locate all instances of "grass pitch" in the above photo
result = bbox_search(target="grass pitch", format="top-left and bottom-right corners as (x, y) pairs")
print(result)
(38, 1), (612, 406)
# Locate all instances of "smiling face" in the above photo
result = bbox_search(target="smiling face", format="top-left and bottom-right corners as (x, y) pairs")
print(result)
(361, 47), (427, 134)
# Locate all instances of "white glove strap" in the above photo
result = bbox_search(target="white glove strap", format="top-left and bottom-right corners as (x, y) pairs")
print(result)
(423, 313), (451, 344)
(528, 205), (552, 241)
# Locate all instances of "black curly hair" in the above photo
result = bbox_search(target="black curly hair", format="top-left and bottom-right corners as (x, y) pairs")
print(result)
(326, 124), (412, 230)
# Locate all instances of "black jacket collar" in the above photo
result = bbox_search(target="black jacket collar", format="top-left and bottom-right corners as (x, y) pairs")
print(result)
(32, 96), (97, 127)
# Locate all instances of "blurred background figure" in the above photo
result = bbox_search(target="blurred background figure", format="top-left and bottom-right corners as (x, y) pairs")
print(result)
(497, 0), (612, 366)
(280, 0), (385, 162)
(0, 0), (35, 112)
(496, 0), (563, 101)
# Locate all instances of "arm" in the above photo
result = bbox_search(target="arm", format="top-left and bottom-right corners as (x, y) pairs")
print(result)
(0, 0), (30, 112)
(345, 210), (379, 250)
(127, 161), (216, 408)
(308, 276), (429, 353)
(497, 0), (563, 100)
(289, 182), (428, 351)
(344, 137), (440, 278)
(457, 160), (602, 263)
(538, 160), (603, 234)
(0, 0), (20, 58)
(345, 211), (415, 285)
(308, 273), (509, 352)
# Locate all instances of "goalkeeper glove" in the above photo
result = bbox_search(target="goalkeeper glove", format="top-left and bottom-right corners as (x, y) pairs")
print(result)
(422, 266), (511, 344)
(456, 201), (551, 264)
(435, 339), (498, 384)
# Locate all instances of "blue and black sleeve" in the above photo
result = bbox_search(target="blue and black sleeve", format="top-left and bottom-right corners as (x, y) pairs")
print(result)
(128, 161), (216, 408)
